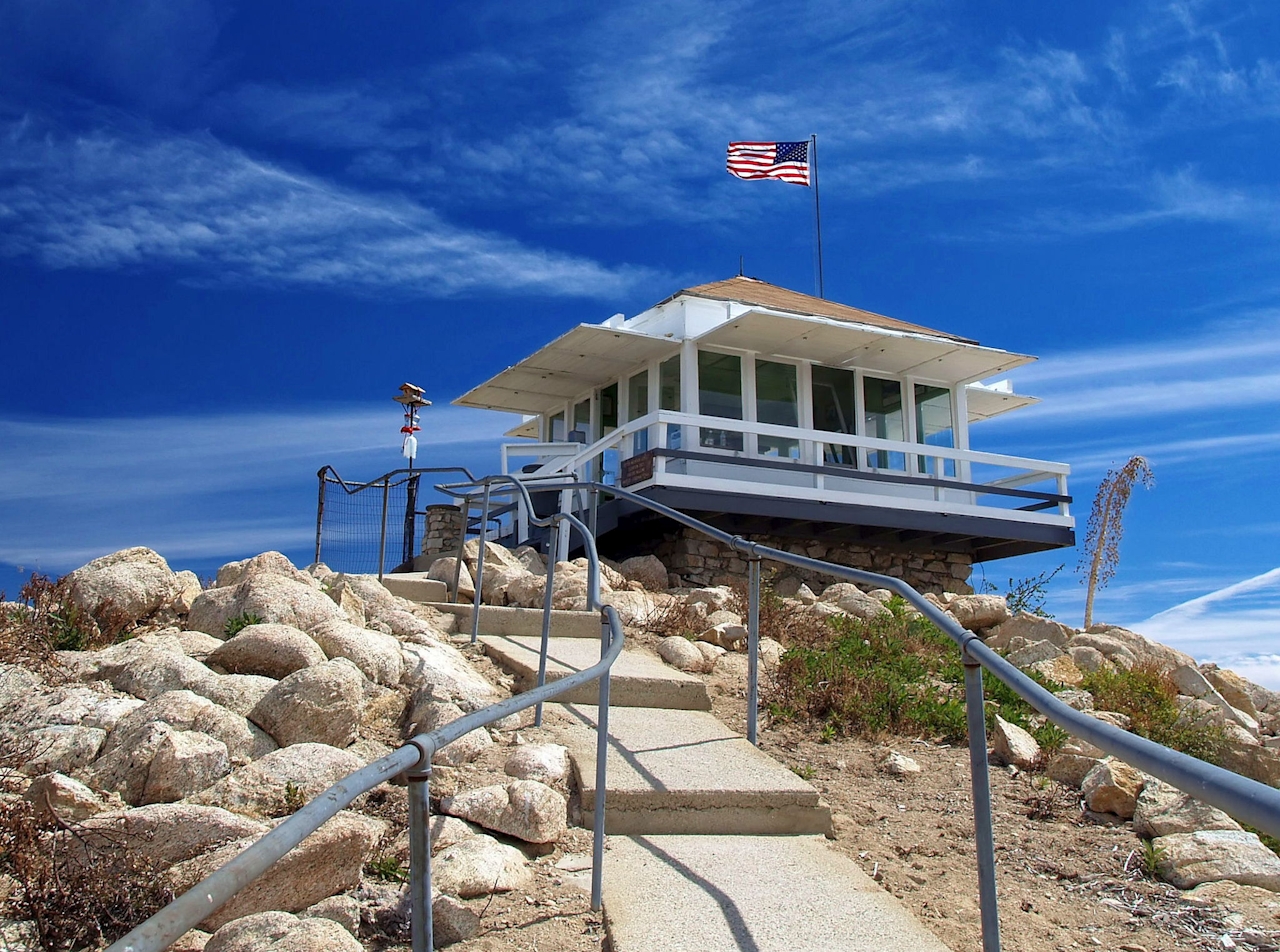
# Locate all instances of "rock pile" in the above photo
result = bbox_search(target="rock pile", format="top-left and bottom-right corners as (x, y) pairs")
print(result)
(0, 546), (572, 950)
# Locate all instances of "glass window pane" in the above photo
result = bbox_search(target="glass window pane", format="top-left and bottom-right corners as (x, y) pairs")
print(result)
(572, 400), (590, 442)
(811, 365), (857, 466)
(659, 355), (681, 449)
(600, 383), (618, 434)
(628, 371), (649, 453)
(698, 350), (743, 451)
(863, 376), (905, 470)
(914, 384), (955, 476)
(756, 359), (799, 458)
(549, 412), (565, 442)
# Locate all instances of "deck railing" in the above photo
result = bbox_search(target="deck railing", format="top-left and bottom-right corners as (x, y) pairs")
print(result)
(500, 410), (1072, 524)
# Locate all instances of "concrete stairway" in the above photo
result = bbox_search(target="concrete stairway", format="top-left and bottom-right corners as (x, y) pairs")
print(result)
(471, 612), (955, 951)
(479, 636), (711, 710)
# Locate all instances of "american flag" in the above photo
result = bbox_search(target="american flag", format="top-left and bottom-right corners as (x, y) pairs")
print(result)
(726, 141), (810, 186)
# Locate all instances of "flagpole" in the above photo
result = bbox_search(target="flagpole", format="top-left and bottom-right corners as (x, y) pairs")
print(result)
(811, 134), (824, 299)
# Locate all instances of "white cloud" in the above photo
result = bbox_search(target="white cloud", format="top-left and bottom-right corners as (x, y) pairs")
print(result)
(0, 406), (514, 572)
(0, 406), (511, 502)
(1134, 567), (1280, 668)
(0, 117), (656, 299)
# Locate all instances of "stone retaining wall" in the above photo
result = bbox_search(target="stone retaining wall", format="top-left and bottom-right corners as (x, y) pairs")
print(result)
(649, 527), (973, 596)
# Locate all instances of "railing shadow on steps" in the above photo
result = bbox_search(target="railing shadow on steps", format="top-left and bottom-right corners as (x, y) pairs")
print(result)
(108, 502), (619, 952)
(438, 475), (1280, 952)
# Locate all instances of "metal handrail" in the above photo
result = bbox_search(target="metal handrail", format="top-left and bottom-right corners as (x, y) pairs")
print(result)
(452, 477), (1280, 952)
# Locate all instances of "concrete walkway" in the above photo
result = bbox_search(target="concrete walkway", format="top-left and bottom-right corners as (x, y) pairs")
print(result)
(476, 619), (956, 951)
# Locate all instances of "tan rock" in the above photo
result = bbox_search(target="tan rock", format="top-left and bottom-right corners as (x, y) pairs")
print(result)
(250, 658), (364, 748)
(1155, 830), (1280, 890)
(171, 811), (385, 931)
(1028, 653), (1084, 687)
(432, 833), (533, 898)
(141, 729), (230, 803)
(207, 624), (327, 679)
(618, 555), (669, 592)
(67, 546), (180, 624)
(443, 779), (567, 844)
(1133, 780), (1242, 838)
(1081, 759), (1146, 818)
(991, 716), (1041, 769)
(657, 636), (707, 672)
(190, 743), (364, 817)
(23, 772), (115, 822)
(308, 619), (403, 686)
(947, 594), (1010, 631)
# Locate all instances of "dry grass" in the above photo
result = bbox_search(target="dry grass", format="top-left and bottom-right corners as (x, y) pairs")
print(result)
(0, 574), (132, 677)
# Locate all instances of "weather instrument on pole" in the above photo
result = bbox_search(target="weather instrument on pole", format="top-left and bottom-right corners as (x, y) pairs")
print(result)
(394, 382), (431, 468)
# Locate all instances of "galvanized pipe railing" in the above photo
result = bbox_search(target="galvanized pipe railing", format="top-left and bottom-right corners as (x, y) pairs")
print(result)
(106, 605), (623, 952)
(483, 477), (1280, 952)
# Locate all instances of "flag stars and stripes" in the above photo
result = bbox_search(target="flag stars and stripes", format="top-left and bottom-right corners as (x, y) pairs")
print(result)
(726, 141), (811, 186)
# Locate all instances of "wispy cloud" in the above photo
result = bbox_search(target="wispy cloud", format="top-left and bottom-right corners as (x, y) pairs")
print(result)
(1135, 567), (1280, 683)
(0, 116), (656, 298)
(0, 406), (513, 571)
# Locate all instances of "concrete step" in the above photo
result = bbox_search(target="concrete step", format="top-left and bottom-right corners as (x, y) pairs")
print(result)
(555, 705), (830, 835)
(381, 573), (449, 603)
(479, 637), (711, 711)
(431, 603), (602, 639)
(602, 834), (953, 952)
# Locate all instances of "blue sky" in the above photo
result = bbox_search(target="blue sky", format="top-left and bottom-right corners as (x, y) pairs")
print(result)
(2, 1), (1279, 681)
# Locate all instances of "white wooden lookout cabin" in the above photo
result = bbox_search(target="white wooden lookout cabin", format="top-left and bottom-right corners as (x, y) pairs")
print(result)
(456, 277), (1073, 591)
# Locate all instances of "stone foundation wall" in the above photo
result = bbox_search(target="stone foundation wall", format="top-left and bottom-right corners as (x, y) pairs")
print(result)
(420, 505), (465, 564)
(650, 527), (973, 596)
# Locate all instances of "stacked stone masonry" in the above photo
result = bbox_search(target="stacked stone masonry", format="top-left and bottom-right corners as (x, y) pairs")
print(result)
(421, 505), (466, 563)
(650, 527), (973, 595)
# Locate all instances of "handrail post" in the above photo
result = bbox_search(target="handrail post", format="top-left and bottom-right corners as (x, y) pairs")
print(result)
(591, 611), (612, 911)
(377, 475), (390, 582)
(471, 483), (491, 644)
(314, 469), (327, 567)
(747, 557), (761, 746)
(408, 764), (434, 952)
(963, 646), (1001, 952)
(535, 542), (557, 728)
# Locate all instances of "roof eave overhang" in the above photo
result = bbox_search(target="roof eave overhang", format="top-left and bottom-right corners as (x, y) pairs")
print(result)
(454, 324), (681, 415)
(696, 307), (1036, 384)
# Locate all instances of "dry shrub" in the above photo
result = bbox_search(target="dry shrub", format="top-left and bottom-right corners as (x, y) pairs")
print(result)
(1, 805), (173, 950)
(643, 578), (828, 648)
(0, 742), (172, 950)
(0, 574), (132, 675)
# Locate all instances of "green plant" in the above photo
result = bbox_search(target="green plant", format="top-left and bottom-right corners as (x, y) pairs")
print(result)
(366, 855), (408, 883)
(1079, 457), (1154, 628)
(768, 607), (1069, 753)
(1138, 838), (1165, 877)
(224, 612), (264, 638)
(790, 763), (817, 780)
(993, 564), (1064, 617)
(1081, 664), (1226, 765)
(282, 781), (306, 815)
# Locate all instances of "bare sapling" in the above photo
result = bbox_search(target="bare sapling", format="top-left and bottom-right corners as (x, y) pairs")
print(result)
(1079, 455), (1154, 628)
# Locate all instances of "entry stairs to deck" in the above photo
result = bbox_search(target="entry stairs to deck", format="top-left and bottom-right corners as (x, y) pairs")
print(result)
(419, 598), (955, 952)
